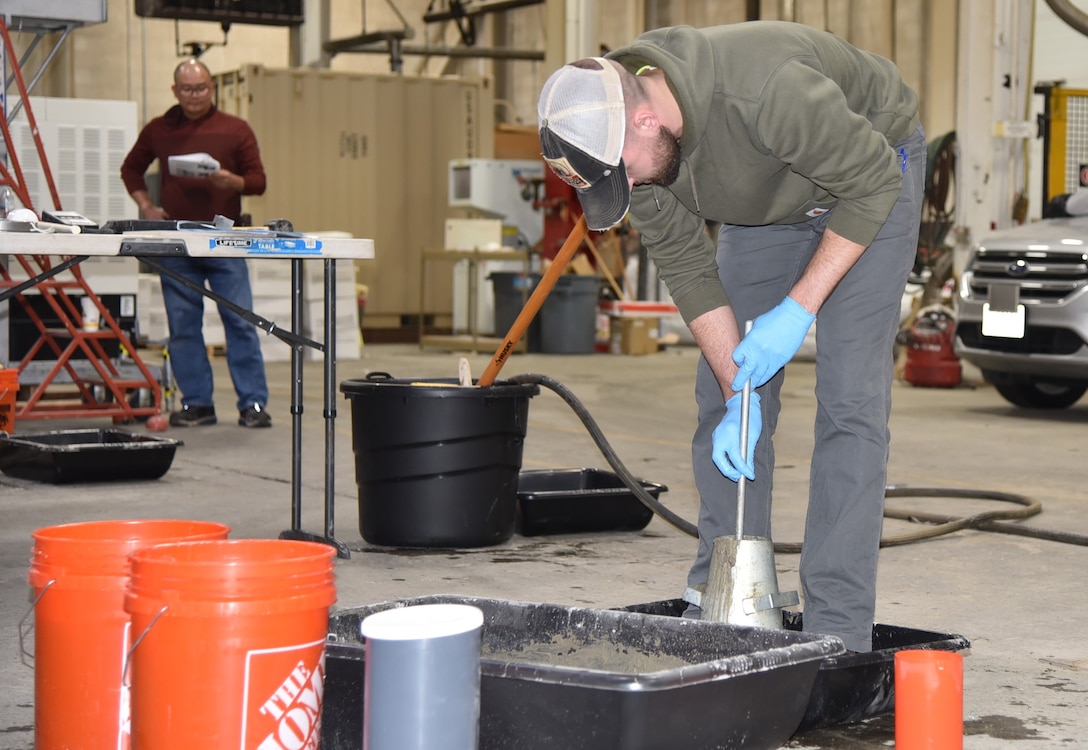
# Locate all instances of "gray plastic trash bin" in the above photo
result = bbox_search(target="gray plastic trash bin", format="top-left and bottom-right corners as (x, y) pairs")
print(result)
(540, 275), (599, 354)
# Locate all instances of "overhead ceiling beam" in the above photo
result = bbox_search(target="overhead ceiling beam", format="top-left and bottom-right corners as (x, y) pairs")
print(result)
(423, 0), (544, 24)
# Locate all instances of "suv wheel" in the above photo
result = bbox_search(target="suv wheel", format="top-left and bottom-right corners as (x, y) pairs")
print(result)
(993, 380), (1087, 409)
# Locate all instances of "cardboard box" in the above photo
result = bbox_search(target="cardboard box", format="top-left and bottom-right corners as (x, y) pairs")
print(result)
(444, 218), (503, 251)
(609, 316), (660, 355)
(494, 124), (541, 161)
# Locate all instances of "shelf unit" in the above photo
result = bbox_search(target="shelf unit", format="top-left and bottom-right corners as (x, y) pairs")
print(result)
(418, 248), (530, 353)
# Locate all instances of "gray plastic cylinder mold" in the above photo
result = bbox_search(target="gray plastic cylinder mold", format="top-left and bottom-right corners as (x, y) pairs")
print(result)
(360, 603), (484, 750)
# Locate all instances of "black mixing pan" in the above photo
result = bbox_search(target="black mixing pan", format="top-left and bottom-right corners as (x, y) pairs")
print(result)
(0, 429), (182, 483)
(515, 468), (662, 536)
(323, 594), (845, 750)
(617, 598), (970, 733)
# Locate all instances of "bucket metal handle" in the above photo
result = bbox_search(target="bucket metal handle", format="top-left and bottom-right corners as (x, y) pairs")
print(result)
(18, 579), (55, 667)
(121, 605), (169, 688)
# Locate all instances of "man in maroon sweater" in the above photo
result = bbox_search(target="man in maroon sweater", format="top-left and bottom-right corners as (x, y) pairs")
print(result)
(121, 59), (272, 428)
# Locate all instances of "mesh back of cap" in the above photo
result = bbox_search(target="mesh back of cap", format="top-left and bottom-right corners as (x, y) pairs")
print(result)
(538, 59), (625, 166)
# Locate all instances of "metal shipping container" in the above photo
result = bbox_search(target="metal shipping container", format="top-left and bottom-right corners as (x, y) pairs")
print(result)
(214, 64), (495, 328)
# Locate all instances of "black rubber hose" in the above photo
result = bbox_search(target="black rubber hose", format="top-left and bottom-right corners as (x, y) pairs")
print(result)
(509, 373), (698, 537)
(511, 373), (1088, 551)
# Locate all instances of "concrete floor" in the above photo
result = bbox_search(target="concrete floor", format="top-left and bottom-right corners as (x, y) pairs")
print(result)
(2, 342), (1087, 749)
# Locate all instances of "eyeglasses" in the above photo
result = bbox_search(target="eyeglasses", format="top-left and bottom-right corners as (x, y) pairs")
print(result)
(177, 84), (210, 96)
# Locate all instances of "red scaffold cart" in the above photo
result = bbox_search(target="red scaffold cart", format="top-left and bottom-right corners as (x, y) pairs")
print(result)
(0, 13), (163, 424)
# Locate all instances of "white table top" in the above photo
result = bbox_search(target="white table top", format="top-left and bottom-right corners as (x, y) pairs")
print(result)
(0, 229), (375, 260)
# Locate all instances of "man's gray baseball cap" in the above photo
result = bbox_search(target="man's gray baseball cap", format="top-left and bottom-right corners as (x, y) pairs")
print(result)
(537, 57), (629, 230)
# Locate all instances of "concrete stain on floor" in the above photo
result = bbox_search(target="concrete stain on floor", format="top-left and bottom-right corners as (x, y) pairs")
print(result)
(789, 713), (1048, 747)
(964, 714), (1044, 740)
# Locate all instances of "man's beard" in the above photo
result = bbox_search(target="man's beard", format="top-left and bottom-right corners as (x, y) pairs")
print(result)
(649, 126), (682, 186)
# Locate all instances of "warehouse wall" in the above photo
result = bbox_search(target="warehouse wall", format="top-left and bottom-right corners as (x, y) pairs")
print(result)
(4, 0), (966, 330)
(14, 0), (954, 137)
(17, 0), (450, 123)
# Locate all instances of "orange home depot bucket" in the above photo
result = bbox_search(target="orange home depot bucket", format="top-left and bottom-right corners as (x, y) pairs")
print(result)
(27, 519), (231, 750)
(124, 539), (337, 749)
(0, 367), (17, 432)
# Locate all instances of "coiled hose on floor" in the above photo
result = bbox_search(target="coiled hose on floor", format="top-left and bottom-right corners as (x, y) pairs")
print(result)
(508, 373), (1088, 551)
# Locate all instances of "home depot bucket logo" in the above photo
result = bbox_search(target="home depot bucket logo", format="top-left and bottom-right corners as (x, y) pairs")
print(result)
(243, 639), (327, 749)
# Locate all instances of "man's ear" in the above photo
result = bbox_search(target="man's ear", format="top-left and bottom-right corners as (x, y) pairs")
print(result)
(630, 107), (660, 135)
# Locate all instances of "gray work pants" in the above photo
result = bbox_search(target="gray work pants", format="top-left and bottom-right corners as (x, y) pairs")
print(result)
(688, 126), (926, 652)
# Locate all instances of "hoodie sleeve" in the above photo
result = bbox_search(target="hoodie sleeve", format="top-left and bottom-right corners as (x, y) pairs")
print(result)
(754, 59), (904, 247)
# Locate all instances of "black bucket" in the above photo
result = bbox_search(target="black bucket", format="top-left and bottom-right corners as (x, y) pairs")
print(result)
(340, 373), (539, 548)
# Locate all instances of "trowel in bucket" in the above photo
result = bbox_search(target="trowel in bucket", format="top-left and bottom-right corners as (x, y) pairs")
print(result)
(696, 325), (799, 629)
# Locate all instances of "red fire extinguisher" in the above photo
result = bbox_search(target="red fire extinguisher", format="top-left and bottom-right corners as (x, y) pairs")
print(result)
(899, 305), (962, 388)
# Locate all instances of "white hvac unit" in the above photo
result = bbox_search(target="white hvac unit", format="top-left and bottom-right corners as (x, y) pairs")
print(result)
(448, 158), (544, 247)
(447, 160), (544, 336)
(7, 96), (139, 224)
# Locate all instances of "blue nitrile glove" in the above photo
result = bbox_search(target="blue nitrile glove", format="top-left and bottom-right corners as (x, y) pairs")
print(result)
(732, 297), (816, 391)
(712, 392), (762, 482)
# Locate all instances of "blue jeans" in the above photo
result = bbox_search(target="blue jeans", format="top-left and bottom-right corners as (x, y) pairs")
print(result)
(688, 126), (927, 652)
(158, 256), (269, 412)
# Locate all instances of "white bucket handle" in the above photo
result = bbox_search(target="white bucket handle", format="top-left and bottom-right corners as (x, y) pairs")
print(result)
(18, 579), (56, 668)
(121, 605), (169, 688)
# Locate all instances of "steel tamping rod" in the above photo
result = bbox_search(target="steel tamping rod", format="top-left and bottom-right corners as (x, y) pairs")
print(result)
(736, 319), (754, 540)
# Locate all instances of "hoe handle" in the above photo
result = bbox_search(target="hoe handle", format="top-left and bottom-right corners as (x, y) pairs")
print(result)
(477, 215), (589, 387)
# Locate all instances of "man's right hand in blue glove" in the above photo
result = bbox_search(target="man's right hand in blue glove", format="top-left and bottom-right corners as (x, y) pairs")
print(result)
(732, 297), (816, 392)
(711, 392), (762, 482)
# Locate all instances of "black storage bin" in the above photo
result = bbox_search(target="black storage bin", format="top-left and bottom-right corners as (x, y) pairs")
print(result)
(340, 374), (539, 548)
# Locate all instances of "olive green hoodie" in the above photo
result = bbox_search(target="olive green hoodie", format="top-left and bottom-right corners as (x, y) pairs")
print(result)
(607, 21), (920, 323)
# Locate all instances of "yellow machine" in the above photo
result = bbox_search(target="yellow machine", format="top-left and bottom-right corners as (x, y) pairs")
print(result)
(1035, 82), (1088, 205)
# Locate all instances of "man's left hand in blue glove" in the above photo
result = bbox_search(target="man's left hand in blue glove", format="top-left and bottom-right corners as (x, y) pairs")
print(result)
(731, 296), (816, 391)
(712, 392), (762, 482)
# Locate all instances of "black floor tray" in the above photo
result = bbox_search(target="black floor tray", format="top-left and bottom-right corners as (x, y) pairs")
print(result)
(617, 598), (971, 733)
(0, 428), (182, 483)
(516, 468), (664, 536)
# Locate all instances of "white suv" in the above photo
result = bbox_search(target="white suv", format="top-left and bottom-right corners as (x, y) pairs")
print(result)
(954, 216), (1088, 409)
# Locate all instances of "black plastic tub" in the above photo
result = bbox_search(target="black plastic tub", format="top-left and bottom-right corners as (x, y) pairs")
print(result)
(340, 374), (539, 548)
(323, 594), (845, 750)
(618, 598), (971, 734)
(0, 429), (182, 483)
(516, 468), (662, 536)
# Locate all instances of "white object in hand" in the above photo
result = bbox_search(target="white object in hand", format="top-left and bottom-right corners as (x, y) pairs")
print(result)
(168, 152), (221, 178)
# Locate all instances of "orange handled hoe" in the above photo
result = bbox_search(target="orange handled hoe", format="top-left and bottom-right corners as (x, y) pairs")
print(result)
(477, 215), (589, 387)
